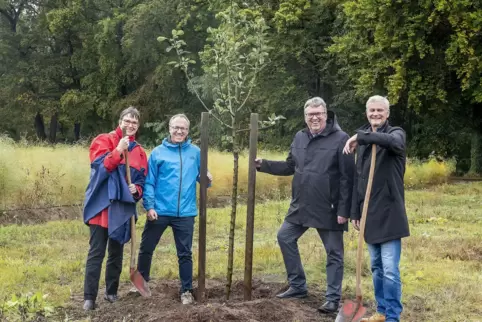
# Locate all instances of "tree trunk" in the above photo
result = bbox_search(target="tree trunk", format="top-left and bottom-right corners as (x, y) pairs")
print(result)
(468, 130), (482, 175)
(225, 126), (239, 300)
(49, 112), (58, 143)
(0, 5), (21, 33)
(468, 104), (482, 175)
(74, 122), (81, 141)
(34, 112), (46, 140)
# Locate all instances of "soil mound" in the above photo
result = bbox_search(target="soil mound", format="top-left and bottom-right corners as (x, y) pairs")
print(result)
(65, 279), (344, 321)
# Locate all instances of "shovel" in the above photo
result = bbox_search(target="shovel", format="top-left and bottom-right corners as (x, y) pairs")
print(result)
(336, 144), (377, 322)
(122, 128), (151, 297)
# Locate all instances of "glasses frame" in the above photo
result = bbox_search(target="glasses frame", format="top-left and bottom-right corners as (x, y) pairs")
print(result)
(170, 125), (189, 133)
(121, 119), (139, 127)
(305, 111), (327, 119)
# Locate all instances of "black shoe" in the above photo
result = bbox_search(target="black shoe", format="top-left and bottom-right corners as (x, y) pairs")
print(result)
(104, 294), (118, 303)
(318, 301), (339, 313)
(275, 287), (308, 299)
(83, 300), (95, 311)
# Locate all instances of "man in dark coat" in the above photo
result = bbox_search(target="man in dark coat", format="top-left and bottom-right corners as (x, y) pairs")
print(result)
(255, 97), (354, 314)
(343, 95), (410, 322)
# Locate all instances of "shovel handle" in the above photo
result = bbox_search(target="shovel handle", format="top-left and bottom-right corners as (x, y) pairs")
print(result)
(122, 128), (136, 269)
(121, 128), (132, 185)
(130, 215), (136, 268)
(356, 144), (377, 299)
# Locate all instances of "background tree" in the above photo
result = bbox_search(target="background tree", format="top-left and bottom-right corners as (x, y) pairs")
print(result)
(329, 0), (482, 174)
(0, 0), (481, 175)
(159, 3), (285, 298)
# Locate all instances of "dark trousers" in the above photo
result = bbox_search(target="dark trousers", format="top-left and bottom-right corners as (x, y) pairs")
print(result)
(277, 220), (344, 303)
(84, 225), (124, 301)
(137, 216), (195, 293)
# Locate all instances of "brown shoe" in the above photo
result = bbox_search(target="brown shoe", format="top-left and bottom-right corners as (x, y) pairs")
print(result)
(361, 313), (386, 322)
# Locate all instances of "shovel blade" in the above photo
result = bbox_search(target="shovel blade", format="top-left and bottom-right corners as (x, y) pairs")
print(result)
(130, 268), (151, 297)
(335, 299), (367, 322)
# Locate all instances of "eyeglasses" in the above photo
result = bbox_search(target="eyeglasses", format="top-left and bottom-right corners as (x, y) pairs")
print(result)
(305, 112), (326, 119)
(122, 119), (139, 127)
(170, 126), (189, 133)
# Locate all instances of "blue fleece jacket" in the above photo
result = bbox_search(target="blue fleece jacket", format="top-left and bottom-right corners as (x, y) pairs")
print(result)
(143, 138), (206, 217)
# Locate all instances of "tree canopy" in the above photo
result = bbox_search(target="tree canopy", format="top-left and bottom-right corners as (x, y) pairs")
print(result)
(1, 0), (481, 173)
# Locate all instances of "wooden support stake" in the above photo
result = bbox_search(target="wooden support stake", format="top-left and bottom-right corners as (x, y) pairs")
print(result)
(244, 113), (259, 301)
(198, 112), (209, 302)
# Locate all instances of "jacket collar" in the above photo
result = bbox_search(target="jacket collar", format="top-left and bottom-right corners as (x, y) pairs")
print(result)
(358, 120), (390, 133)
(163, 137), (191, 148)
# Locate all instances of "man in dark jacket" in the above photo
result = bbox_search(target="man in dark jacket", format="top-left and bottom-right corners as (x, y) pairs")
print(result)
(343, 95), (410, 322)
(255, 97), (354, 314)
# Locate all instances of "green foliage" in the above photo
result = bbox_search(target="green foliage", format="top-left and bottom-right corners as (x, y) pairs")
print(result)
(329, 0), (482, 174)
(0, 0), (481, 173)
(142, 121), (169, 147)
(159, 3), (284, 148)
(1, 292), (54, 321)
(405, 157), (455, 188)
(272, 0), (311, 32)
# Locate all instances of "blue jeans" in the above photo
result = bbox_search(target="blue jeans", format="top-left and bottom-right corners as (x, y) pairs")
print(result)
(367, 239), (402, 322)
(137, 216), (195, 293)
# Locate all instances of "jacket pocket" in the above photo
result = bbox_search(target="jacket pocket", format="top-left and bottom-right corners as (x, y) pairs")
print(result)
(384, 180), (394, 201)
(308, 173), (332, 211)
(291, 171), (302, 200)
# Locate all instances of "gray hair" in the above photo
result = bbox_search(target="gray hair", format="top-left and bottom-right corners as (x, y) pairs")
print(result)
(304, 97), (327, 112)
(169, 113), (190, 128)
(366, 95), (390, 113)
(119, 106), (140, 122)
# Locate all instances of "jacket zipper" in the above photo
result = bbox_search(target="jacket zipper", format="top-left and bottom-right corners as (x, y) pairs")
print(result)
(177, 144), (183, 217)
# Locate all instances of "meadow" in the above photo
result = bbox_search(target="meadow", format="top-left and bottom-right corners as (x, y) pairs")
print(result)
(1, 139), (481, 321)
(0, 137), (455, 209)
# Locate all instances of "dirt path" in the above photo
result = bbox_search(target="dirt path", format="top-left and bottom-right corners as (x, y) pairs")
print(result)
(64, 279), (357, 322)
(0, 205), (82, 225)
(0, 196), (259, 226)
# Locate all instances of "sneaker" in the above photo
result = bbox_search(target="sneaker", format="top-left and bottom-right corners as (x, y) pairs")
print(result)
(104, 294), (118, 303)
(361, 313), (386, 322)
(83, 300), (95, 311)
(180, 291), (194, 305)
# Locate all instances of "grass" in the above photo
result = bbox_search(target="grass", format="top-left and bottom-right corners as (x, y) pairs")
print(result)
(1, 182), (482, 321)
(0, 138), (455, 209)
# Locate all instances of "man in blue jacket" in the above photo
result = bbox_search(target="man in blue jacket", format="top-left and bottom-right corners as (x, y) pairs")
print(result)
(137, 114), (212, 305)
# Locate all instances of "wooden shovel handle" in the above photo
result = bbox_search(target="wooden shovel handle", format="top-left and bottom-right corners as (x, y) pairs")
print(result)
(356, 144), (376, 300)
(122, 129), (132, 185)
(122, 128), (136, 269)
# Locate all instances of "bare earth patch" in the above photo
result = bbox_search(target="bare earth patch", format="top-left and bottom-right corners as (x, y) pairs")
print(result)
(63, 279), (351, 322)
(0, 206), (82, 225)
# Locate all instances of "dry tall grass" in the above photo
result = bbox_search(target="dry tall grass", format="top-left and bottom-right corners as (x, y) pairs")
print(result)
(0, 138), (455, 209)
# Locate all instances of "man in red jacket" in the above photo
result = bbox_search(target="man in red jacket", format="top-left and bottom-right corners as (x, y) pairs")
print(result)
(82, 106), (148, 311)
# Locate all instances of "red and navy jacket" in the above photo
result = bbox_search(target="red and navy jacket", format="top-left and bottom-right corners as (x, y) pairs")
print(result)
(82, 127), (147, 244)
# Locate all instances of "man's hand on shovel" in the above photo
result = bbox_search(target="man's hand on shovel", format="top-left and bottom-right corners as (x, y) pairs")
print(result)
(352, 220), (360, 231)
(128, 184), (137, 194)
